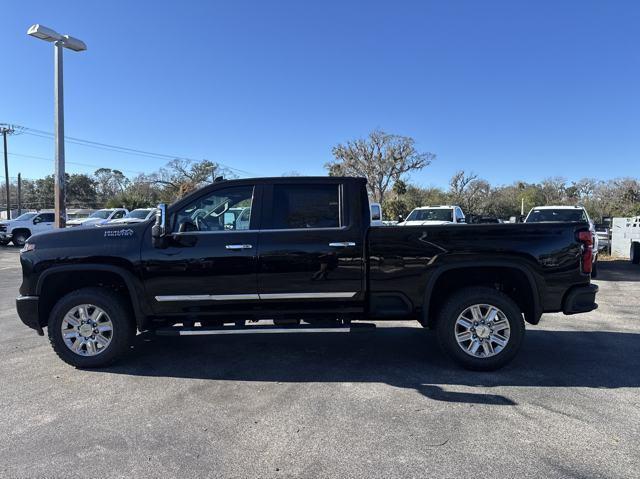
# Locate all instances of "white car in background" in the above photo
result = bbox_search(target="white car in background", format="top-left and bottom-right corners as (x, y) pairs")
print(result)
(399, 205), (466, 226)
(66, 208), (129, 227)
(0, 211), (55, 247)
(108, 208), (157, 224)
(524, 205), (600, 276)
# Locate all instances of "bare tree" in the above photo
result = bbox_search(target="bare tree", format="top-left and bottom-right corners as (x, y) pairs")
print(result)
(326, 129), (435, 204)
(448, 170), (491, 214)
(152, 159), (232, 200)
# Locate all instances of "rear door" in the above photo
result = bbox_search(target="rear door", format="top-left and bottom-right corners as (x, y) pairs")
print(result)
(256, 180), (365, 312)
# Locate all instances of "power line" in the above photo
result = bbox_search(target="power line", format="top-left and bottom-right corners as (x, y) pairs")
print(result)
(12, 123), (259, 177)
(8, 152), (145, 176)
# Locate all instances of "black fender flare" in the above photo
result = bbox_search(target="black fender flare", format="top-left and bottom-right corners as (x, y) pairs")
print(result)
(36, 264), (149, 330)
(422, 260), (543, 326)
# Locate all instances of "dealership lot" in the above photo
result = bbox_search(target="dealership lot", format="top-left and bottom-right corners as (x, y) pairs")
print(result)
(0, 247), (638, 478)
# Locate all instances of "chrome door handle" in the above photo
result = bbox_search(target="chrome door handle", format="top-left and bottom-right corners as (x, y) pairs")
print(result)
(225, 244), (253, 250)
(329, 242), (356, 248)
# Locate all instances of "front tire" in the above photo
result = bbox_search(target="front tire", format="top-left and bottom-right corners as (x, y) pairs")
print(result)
(48, 287), (135, 368)
(12, 231), (29, 247)
(436, 287), (525, 371)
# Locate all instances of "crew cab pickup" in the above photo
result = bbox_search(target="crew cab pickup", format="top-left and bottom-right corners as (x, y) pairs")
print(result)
(16, 177), (598, 370)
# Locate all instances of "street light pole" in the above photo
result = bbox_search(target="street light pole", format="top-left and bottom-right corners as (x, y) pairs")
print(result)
(54, 41), (66, 227)
(2, 128), (10, 219)
(27, 24), (86, 228)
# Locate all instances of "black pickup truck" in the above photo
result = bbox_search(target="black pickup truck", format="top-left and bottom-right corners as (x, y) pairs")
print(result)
(16, 176), (598, 370)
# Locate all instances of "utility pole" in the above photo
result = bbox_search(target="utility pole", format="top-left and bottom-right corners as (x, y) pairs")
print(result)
(17, 173), (22, 216)
(1, 125), (15, 219)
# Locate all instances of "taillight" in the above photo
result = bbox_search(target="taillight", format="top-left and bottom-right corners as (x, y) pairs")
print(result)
(577, 230), (593, 274)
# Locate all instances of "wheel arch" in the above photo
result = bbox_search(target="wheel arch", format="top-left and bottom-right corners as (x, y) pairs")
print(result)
(11, 227), (31, 240)
(423, 261), (542, 327)
(36, 264), (148, 331)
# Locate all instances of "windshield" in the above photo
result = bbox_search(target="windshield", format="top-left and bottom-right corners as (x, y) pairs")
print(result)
(526, 209), (587, 223)
(14, 213), (37, 221)
(127, 209), (152, 219)
(89, 210), (112, 219)
(406, 209), (453, 222)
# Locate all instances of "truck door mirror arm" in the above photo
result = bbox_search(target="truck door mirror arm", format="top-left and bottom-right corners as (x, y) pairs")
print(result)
(152, 204), (168, 248)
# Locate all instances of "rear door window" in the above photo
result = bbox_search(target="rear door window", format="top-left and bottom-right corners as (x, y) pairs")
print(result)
(268, 184), (341, 229)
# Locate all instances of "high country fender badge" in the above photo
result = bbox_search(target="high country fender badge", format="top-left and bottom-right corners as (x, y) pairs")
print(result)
(104, 228), (134, 238)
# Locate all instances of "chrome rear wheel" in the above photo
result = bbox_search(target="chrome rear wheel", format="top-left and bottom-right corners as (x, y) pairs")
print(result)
(455, 304), (511, 359)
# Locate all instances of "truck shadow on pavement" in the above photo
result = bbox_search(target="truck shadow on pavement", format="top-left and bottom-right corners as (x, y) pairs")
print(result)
(596, 260), (640, 282)
(101, 327), (640, 407)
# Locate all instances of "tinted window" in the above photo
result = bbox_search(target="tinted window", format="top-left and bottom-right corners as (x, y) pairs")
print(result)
(406, 209), (453, 222)
(270, 184), (340, 229)
(174, 185), (254, 232)
(39, 213), (55, 222)
(526, 209), (587, 223)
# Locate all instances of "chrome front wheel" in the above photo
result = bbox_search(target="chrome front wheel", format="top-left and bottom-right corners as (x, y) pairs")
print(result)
(61, 304), (114, 356)
(455, 304), (511, 359)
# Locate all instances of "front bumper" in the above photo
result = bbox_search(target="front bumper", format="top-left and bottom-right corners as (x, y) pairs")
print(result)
(563, 284), (599, 315)
(16, 295), (43, 335)
(0, 232), (12, 240)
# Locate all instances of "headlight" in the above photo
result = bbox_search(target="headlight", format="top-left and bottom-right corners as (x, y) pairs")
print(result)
(20, 243), (35, 253)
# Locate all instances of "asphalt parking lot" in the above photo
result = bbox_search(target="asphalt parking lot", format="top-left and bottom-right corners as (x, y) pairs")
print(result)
(0, 247), (639, 479)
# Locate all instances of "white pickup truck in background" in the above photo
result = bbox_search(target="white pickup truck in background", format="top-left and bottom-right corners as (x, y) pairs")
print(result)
(399, 205), (466, 226)
(0, 211), (55, 247)
(66, 208), (129, 227)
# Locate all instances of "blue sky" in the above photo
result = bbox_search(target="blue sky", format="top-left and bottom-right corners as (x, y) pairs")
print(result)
(2, 0), (639, 188)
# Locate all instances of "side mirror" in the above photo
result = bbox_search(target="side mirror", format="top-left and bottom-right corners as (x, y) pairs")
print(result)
(33, 217), (41, 225)
(398, 215), (404, 222)
(459, 217), (466, 224)
(152, 204), (167, 248)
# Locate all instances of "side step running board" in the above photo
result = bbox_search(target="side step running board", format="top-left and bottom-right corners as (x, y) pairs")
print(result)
(155, 323), (376, 336)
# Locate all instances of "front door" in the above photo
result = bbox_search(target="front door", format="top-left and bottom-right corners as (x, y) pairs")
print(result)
(32, 212), (55, 233)
(141, 183), (260, 316)
(256, 181), (365, 314)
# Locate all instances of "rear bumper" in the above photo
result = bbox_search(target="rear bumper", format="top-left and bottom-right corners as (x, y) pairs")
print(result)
(563, 284), (598, 315)
(16, 295), (43, 335)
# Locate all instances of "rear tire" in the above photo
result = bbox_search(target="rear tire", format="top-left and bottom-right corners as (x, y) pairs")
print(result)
(436, 287), (525, 371)
(48, 287), (135, 368)
(632, 242), (640, 265)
